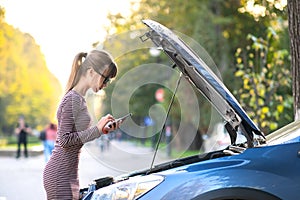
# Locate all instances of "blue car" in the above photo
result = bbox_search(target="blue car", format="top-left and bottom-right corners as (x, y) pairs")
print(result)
(82, 20), (300, 200)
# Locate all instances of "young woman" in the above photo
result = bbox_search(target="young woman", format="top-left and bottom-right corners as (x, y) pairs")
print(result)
(43, 49), (119, 199)
(41, 123), (58, 162)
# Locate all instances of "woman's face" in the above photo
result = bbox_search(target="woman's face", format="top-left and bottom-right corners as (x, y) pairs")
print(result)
(90, 68), (110, 93)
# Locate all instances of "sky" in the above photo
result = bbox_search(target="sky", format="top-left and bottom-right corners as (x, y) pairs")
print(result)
(0, 0), (136, 88)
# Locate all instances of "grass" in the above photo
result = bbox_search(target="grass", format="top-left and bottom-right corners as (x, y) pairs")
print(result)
(1, 143), (42, 149)
(131, 138), (203, 159)
(0, 135), (42, 149)
(171, 149), (202, 159)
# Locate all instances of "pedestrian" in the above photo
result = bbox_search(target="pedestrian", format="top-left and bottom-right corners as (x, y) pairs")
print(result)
(165, 125), (172, 157)
(43, 123), (57, 163)
(43, 49), (120, 200)
(15, 115), (31, 158)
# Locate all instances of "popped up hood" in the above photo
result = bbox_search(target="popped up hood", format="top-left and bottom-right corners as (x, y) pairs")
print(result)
(142, 19), (266, 147)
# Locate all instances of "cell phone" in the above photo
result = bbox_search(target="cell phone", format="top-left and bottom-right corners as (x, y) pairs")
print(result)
(115, 113), (132, 123)
(102, 113), (132, 134)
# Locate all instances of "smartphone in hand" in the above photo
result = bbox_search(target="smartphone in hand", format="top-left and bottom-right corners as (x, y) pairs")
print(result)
(115, 113), (132, 123)
(102, 113), (132, 134)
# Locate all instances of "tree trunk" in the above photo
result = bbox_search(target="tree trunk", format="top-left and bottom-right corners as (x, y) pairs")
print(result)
(287, 0), (300, 120)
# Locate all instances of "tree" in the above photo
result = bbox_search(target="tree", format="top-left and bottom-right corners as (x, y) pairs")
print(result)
(0, 7), (62, 134)
(102, 0), (292, 149)
(287, 0), (300, 120)
(234, 28), (293, 133)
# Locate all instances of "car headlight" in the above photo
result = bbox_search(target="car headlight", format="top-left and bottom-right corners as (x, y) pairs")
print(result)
(91, 174), (164, 200)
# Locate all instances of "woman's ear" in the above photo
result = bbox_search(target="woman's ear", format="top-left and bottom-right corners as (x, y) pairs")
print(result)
(87, 68), (95, 77)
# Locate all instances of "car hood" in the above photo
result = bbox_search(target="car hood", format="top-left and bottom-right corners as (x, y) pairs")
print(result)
(142, 19), (265, 147)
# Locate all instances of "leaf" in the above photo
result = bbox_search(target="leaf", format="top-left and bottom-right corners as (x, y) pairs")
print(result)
(261, 121), (267, 128)
(277, 105), (284, 113)
(269, 122), (278, 131)
(235, 70), (244, 77)
(243, 78), (250, 89)
(262, 106), (269, 114)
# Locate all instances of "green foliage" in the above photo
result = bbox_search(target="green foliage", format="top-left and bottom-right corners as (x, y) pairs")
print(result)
(6, 135), (40, 145)
(102, 0), (291, 136)
(234, 27), (293, 133)
(0, 8), (62, 135)
(239, 0), (287, 22)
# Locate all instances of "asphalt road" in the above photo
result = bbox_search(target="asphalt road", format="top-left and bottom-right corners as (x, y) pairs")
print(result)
(0, 140), (170, 200)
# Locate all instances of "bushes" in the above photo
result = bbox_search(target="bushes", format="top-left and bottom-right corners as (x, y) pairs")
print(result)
(1, 135), (41, 146)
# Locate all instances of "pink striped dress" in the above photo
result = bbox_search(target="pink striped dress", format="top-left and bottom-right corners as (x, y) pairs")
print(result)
(43, 90), (101, 200)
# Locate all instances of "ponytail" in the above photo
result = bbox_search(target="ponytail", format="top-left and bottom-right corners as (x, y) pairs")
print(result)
(65, 52), (87, 94)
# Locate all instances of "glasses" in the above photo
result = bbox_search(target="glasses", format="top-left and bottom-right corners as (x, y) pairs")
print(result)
(96, 62), (116, 85)
(98, 72), (110, 84)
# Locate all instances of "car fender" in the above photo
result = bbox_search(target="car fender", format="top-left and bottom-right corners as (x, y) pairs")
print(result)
(157, 168), (299, 200)
(192, 187), (280, 200)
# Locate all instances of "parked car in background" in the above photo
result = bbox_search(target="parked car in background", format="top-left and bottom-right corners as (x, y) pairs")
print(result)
(80, 20), (300, 200)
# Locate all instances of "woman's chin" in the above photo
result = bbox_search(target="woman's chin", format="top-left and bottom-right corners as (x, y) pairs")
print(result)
(93, 87), (102, 93)
(91, 88), (97, 93)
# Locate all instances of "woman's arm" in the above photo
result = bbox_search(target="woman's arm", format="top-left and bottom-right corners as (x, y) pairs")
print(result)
(57, 94), (101, 148)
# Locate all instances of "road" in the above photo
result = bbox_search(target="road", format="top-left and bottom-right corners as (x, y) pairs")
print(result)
(0, 140), (170, 200)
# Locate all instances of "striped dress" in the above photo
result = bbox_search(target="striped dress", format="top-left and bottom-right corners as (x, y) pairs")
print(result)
(43, 90), (101, 200)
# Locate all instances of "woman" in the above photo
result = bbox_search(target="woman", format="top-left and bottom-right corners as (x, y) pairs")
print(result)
(43, 123), (57, 162)
(43, 49), (119, 199)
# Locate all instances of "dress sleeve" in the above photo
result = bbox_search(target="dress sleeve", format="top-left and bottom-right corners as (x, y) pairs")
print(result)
(57, 94), (101, 148)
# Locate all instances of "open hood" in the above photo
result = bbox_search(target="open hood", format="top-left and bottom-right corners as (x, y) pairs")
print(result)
(142, 19), (265, 147)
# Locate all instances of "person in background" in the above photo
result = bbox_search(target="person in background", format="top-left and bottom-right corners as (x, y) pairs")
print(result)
(15, 116), (31, 158)
(43, 49), (120, 200)
(43, 123), (57, 162)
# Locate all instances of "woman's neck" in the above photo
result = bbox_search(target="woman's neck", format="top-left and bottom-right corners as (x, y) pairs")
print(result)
(72, 80), (88, 96)
(72, 88), (85, 96)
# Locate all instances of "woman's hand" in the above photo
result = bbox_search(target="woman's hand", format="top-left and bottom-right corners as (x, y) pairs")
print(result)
(97, 114), (120, 134)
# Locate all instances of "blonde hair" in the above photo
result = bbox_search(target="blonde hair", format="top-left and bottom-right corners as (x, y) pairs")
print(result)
(65, 49), (117, 94)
